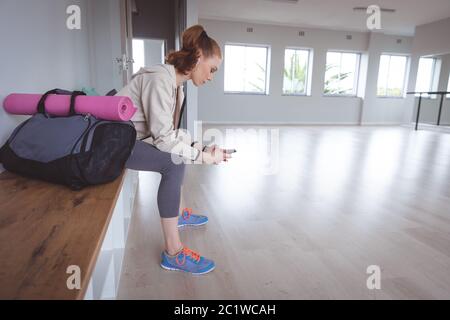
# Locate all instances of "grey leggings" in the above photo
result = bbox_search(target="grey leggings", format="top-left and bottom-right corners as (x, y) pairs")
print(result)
(125, 140), (186, 218)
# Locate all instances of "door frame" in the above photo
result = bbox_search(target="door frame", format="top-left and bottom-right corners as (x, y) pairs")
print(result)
(119, 0), (134, 85)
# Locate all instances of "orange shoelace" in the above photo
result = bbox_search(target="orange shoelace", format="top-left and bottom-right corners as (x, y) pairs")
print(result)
(176, 246), (201, 265)
(181, 207), (193, 220)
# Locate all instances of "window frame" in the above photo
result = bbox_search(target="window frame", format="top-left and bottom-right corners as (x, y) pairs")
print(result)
(223, 42), (271, 95)
(376, 53), (409, 99)
(282, 47), (313, 96)
(323, 50), (361, 97)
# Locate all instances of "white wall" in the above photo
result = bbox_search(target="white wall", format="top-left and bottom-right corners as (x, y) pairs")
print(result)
(0, 0), (123, 174)
(411, 18), (450, 57)
(198, 18), (413, 125)
(86, 0), (124, 95)
(186, 0), (199, 135)
(0, 0), (92, 173)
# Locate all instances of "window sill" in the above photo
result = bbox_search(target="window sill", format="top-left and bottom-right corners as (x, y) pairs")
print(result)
(224, 91), (269, 96)
(282, 93), (311, 97)
(376, 96), (405, 99)
(322, 94), (358, 98)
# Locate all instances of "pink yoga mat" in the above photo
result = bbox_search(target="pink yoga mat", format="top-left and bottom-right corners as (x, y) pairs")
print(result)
(3, 93), (137, 121)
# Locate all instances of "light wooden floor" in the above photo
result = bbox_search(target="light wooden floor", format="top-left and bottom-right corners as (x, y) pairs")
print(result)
(117, 125), (450, 299)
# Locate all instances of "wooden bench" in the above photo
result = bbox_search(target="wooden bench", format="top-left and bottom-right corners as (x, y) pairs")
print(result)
(0, 169), (139, 299)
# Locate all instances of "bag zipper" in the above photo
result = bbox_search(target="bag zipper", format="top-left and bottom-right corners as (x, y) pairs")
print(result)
(70, 114), (92, 155)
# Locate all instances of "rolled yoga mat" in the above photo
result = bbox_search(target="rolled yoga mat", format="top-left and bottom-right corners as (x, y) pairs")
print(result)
(3, 93), (137, 121)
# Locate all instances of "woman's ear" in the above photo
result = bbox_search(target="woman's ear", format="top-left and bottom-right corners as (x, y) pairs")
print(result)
(196, 51), (204, 65)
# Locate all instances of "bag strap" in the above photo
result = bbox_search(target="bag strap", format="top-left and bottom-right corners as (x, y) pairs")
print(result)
(105, 89), (117, 96)
(69, 91), (86, 116)
(0, 143), (5, 164)
(37, 89), (86, 116)
(37, 89), (59, 114)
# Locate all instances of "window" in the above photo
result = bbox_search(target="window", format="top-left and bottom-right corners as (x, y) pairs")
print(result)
(377, 54), (408, 97)
(224, 44), (269, 94)
(324, 51), (360, 96)
(447, 73), (450, 98)
(132, 38), (165, 74)
(283, 48), (311, 95)
(132, 39), (145, 74)
(415, 57), (439, 97)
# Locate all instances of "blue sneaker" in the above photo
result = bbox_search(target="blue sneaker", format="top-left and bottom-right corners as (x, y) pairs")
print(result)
(178, 208), (208, 228)
(160, 246), (216, 275)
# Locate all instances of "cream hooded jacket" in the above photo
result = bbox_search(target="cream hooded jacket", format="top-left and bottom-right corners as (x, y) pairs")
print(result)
(116, 64), (200, 161)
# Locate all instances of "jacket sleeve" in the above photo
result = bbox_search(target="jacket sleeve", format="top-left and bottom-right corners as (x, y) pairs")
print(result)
(141, 75), (200, 161)
(175, 126), (196, 145)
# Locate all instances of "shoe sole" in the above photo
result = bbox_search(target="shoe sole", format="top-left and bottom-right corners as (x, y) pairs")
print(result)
(177, 221), (208, 228)
(160, 263), (215, 275)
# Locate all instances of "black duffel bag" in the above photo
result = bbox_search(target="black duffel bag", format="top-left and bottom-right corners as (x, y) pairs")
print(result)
(0, 89), (136, 190)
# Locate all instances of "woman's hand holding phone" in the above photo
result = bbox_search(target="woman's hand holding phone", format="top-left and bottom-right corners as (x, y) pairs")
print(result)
(201, 144), (235, 164)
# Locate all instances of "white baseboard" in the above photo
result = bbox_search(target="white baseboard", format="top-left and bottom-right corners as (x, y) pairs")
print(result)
(201, 121), (361, 126)
(403, 122), (450, 133)
(202, 121), (407, 126)
(360, 122), (404, 126)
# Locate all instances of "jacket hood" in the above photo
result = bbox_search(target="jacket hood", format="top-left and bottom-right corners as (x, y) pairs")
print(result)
(132, 64), (176, 84)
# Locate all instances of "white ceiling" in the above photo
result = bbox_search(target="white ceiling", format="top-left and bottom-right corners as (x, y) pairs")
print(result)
(198, 0), (450, 36)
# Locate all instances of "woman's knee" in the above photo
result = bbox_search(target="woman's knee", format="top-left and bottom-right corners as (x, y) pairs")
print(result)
(162, 158), (185, 178)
